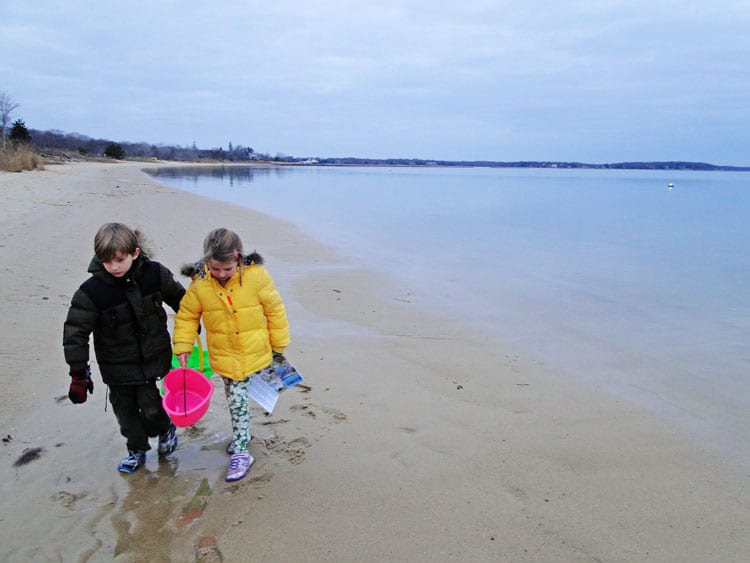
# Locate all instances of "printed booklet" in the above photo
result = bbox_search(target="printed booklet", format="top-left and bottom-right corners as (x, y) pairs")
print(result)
(247, 357), (304, 413)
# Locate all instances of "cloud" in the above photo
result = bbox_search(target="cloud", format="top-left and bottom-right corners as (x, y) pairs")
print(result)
(1, 0), (749, 163)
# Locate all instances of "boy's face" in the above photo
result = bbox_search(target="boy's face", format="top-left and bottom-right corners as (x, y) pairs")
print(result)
(206, 259), (237, 284)
(102, 248), (140, 278)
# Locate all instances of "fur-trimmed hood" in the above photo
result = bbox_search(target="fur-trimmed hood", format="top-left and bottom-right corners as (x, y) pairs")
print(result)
(180, 252), (264, 279)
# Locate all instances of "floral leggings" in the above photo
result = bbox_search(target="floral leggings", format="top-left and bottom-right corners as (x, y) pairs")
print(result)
(221, 365), (274, 454)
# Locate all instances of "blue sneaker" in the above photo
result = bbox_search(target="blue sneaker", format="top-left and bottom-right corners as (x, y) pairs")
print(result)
(158, 424), (178, 456)
(118, 450), (146, 474)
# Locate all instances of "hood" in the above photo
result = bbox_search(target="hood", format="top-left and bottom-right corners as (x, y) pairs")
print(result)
(180, 252), (263, 280)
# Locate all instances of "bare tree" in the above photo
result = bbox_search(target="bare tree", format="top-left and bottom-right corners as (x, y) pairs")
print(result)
(0, 91), (21, 148)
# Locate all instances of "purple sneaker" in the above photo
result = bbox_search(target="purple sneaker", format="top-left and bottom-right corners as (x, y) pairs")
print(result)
(226, 453), (253, 482)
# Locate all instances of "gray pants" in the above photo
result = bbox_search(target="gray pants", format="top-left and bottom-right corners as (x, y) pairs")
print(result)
(108, 381), (172, 452)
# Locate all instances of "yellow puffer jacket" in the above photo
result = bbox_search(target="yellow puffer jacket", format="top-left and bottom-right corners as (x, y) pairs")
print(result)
(173, 264), (290, 380)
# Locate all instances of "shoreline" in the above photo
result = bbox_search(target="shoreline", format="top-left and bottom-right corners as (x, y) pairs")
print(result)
(1, 161), (748, 561)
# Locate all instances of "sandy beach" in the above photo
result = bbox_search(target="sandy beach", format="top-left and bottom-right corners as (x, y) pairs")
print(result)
(1, 161), (748, 562)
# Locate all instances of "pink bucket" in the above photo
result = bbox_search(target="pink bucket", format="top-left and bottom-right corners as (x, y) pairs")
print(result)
(162, 368), (214, 427)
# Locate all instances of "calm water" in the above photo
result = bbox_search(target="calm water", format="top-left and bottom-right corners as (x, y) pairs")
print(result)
(147, 165), (750, 463)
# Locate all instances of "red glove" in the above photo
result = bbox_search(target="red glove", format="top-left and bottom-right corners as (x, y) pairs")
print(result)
(68, 367), (94, 404)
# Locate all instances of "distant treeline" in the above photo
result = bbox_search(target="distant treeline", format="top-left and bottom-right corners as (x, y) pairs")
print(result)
(28, 128), (269, 162)
(26, 128), (750, 171)
(313, 157), (750, 171)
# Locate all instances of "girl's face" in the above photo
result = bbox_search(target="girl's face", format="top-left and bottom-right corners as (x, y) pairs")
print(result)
(206, 259), (237, 286)
(102, 248), (140, 278)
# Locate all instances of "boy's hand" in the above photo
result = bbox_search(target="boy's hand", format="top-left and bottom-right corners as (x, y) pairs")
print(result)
(68, 367), (93, 404)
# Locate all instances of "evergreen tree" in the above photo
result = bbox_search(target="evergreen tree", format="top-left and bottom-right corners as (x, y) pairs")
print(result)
(104, 142), (125, 159)
(8, 119), (31, 144)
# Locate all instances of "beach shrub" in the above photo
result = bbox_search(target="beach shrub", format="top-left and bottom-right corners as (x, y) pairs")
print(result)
(104, 142), (125, 159)
(0, 143), (45, 172)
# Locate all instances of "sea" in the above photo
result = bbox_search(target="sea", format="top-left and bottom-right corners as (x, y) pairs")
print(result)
(146, 165), (750, 465)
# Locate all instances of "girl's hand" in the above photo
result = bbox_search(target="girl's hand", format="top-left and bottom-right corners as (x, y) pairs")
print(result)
(177, 352), (190, 368)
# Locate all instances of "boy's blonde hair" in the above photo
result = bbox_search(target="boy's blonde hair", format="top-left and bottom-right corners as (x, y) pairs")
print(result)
(94, 223), (150, 262)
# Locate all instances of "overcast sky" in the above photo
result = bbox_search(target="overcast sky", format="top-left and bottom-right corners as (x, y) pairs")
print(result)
(2, 1), (749, 164)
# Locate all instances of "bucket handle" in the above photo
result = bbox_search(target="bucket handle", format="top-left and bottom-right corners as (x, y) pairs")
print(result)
(195, 332), (205, 372)
(182, 367), (187, 415)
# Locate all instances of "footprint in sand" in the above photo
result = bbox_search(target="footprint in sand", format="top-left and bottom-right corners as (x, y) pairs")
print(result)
(223, 470), (274, 496)
(251, 395), (349, 468)
(288, 401), (347, 423)
(289, 403), (317, 418)
(262, 435), (310, 465)
(284, 436), (310, 465)
(320, 405), (347, 422)
(50, 490), (84, 510)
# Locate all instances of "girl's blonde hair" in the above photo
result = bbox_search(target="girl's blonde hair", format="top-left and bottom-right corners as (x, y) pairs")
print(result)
(203, 227), (243, 264)
(181, 228), (263, 280)
(94, 222), (152, 262)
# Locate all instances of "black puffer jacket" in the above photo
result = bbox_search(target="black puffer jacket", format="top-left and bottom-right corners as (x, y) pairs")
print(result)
(63, 255), (186, 385)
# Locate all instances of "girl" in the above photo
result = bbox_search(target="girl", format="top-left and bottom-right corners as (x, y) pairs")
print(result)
(173, 228), (290, 482)
(63, 223), (185, 474)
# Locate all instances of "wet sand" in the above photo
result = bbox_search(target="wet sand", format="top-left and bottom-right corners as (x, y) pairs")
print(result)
(0, 161), (748, 562)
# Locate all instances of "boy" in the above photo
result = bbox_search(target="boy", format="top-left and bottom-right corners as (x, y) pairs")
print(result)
(63, 223), (185, 473)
